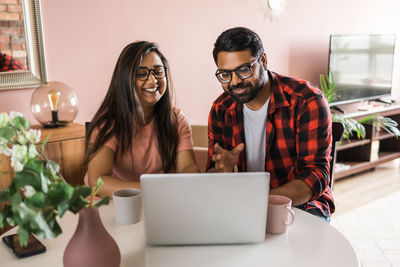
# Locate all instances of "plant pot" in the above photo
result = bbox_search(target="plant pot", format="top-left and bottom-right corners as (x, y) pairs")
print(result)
(63, 207), (120, 267)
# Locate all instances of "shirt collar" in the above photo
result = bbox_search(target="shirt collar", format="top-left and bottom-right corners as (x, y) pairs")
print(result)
(268, 71), (290, 114)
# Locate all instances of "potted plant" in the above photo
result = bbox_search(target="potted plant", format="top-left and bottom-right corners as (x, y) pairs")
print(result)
(0, 111), (119, 266)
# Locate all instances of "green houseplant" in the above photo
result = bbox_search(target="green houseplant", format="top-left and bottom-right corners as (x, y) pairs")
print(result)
(0, 111), (109, 247)
(332, 113), (400, 140)
(319, 70), (337, 103)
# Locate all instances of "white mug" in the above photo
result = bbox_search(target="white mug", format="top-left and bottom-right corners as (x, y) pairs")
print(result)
(113, 188), (142, 225)
(266, 195), (295, 234)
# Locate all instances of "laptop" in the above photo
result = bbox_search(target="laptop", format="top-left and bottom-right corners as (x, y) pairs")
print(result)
(140, 172), (270, 246)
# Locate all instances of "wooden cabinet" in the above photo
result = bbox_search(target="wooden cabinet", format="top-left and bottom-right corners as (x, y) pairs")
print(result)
(333, 102), (400, 180)
(0, 123), (86, 190)
(32, 123), (86, 185)
(0, 154), (13, 235)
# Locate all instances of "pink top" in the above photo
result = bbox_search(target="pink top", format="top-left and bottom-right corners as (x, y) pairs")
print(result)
(86, 109), (193, 183)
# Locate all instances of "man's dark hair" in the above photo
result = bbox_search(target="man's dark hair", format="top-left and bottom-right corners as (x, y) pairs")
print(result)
(212, 27), (264, 64)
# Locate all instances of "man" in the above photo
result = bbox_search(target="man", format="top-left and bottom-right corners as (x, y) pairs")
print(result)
(207, 27), (334, 221)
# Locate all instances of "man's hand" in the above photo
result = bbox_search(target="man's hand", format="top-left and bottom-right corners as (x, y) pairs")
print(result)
(211, 143), (244, 172)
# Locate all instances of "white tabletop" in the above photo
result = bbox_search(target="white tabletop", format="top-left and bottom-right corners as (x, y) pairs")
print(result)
(0, 204), (360, 267)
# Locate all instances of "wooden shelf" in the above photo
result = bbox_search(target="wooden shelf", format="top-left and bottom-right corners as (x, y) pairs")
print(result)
(374, 132), (396, 141)
(333, 101), (400, 181)
(335, 151), (400, 179)
(337, 139), (371, 151)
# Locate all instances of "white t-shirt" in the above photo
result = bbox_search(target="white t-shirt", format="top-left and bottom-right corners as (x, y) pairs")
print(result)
(243, 98), (269, 172)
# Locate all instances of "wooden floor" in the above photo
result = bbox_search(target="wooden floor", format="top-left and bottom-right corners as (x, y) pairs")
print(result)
(331, 159), (400, 266)
(332, 159), (400, 217)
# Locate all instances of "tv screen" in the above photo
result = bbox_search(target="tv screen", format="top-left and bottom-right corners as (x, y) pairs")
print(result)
(328, 34), (396, 106)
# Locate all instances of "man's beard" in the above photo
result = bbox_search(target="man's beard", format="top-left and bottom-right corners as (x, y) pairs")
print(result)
(227, 72), (266, 104)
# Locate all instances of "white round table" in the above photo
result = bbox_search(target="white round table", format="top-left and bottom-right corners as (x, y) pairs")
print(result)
(0, 204), (359, 267)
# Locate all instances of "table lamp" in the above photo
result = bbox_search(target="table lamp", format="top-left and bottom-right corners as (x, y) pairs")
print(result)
(30, 81), (79, 127)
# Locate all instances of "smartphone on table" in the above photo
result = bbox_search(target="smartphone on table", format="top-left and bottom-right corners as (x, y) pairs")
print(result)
(2, 233), (46, 258)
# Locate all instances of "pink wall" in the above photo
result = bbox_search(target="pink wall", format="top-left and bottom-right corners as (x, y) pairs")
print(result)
(1, 0), (400, 125)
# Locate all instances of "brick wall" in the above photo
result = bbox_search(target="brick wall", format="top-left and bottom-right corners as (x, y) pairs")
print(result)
(0, 0), (26, 68)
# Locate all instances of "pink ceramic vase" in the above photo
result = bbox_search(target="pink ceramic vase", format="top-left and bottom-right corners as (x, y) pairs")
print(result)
(63, 207), (121, 267)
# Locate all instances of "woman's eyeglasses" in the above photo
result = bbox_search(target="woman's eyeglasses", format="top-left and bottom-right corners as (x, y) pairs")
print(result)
(136, 66), (167, 81)
(215, 56), (260, 84)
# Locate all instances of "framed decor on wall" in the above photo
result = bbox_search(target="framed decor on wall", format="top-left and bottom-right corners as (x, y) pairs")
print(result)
(0, 0), (47, 90)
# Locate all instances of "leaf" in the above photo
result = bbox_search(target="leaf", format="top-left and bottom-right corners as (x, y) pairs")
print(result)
(5, 217), (15, 226)
(47, 183), (74, 206)
(41, 209), (62, 237)
(11, 192), (22, 206)
(358, 115), (400, 138)
(331, 114), (366, 140)
(17, 226), (30, 247)
(46, 183), (75, 217)
(67, 186), (91, 214)
(12, 117), (30, 131)
(93, 178), (104, 197)
(358, 114), (377, 124)
(0, 189), (10, 202)
(320, 74), (327, 92)
(25, 192), (46, 208)
(0, 205), (16, 228)
(14, 170), (41, 191)
(94, 196), (110, 208)
(49, 219), (62, 237)
(15, 202), (55, 239)
(40, 171), (49, 193)
(0, 125), (16, 140)
(319, 70), (337, 103)
(41, 134), (51, 150)
(45, 160), (60, 178)
(57, 202), (70, 217)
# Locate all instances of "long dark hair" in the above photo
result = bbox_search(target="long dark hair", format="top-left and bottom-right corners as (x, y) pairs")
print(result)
(83, 41), (179, 172)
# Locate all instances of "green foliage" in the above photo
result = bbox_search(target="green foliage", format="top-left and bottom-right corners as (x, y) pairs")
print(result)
(332, 113), (400, 141)
(359, 115), (400, 138)
(0, 111), (109, 247)
(331, 114), (366, 140)
(319, 70), (337, 103)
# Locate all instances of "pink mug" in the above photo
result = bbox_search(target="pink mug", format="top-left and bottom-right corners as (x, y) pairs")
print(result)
(266, 195), (295, 234)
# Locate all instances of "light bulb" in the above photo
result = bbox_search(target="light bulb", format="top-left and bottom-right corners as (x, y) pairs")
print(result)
(47, 89), (61, 124)
(48, 89), (60, 111)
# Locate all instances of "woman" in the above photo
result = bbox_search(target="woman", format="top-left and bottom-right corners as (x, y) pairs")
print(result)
(84, 41), (199, 197)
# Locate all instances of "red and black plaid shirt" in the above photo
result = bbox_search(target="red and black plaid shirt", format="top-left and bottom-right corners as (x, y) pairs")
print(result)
(0, 53), (24, 72)
(206, 71), (334, 217)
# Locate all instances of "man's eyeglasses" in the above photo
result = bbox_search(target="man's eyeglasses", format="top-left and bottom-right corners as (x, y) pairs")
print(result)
(136, 66), (167, 81)
(215, 56), (260, 84)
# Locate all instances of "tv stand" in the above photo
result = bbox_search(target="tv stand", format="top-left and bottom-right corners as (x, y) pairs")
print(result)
(332, 101), (400, 181)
